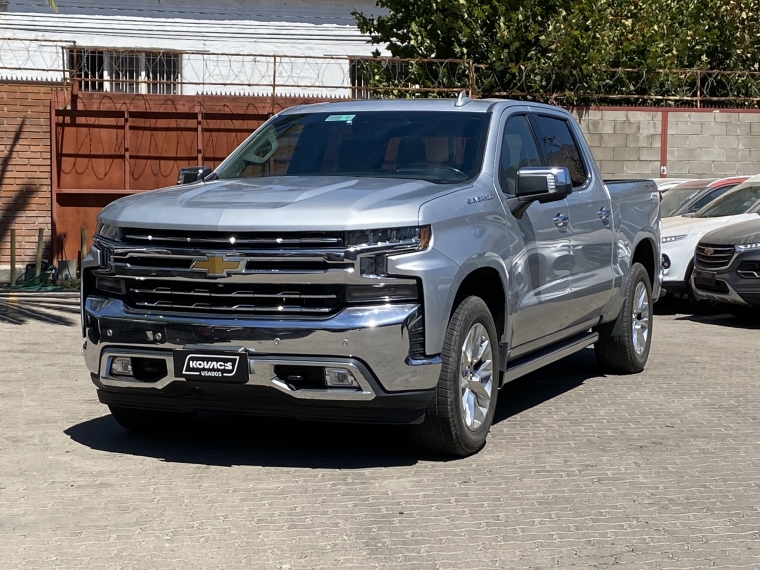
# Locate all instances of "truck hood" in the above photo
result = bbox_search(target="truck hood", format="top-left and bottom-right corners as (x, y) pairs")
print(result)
(700, 218), (760, 246)
(661, 213), (759, 237)
(98, 176), (469, 231)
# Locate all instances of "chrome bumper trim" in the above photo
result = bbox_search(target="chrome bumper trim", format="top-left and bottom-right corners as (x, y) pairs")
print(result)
(83, 297), (442, 393)
(99, 348), (376, 400)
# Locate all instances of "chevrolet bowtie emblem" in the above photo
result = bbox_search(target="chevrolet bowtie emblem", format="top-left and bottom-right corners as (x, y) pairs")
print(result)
(704, 247), (715, 256)
(190, 255), (245, 277)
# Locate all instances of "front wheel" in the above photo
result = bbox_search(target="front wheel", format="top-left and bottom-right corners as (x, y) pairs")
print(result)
(595, 262), (653, 374)
(109, 405), (197, 433)
(409, 296), (500, 457)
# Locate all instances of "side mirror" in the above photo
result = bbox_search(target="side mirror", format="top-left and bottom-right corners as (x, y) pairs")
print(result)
(508, 166), (573, 217)
(516, 166), (572, 200)
(177, 165), (213, 185)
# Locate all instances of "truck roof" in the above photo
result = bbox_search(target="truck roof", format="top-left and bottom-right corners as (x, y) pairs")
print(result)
(278, 97), (563, 115)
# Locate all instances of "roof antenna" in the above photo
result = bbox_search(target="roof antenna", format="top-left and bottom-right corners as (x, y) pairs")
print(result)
(454, 90), (472, 107)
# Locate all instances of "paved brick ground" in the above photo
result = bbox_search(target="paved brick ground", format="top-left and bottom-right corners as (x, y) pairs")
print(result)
(0, 295), (759, 569)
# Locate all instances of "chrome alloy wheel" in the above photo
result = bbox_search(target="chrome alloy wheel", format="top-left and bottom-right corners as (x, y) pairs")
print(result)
(631, 281), (650, 356)
(459, 323), (494, 431)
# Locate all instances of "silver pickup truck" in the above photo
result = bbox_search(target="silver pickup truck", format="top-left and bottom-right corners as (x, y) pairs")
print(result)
(81, 96), (661, 456)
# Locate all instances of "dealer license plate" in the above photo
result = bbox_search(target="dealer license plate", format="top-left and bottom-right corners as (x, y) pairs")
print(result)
(172, 350), (249, 383)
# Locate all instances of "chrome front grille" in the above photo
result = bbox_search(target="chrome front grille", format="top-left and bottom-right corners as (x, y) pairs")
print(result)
(126, 278), (344, 315)
(120, 228), (345, 250)
(695, 244), (735, 270)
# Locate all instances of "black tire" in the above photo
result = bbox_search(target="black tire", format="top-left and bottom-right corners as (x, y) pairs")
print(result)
(409, 296), (500, 457)
(595, 262), (653, 374)
(109, 405), (197, 433)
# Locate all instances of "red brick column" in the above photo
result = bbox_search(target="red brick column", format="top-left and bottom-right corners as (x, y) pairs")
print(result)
(0, 82), (55, 267)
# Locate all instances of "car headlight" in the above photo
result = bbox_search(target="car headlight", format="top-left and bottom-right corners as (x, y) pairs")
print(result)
(345, 226), (431, 252)
(662, 234), (688, 244)
(95, 223), (120, 241)
(736, 242), (760, 251)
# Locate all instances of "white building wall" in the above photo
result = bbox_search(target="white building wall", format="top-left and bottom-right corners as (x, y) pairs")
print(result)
(0, 0), (385, 95)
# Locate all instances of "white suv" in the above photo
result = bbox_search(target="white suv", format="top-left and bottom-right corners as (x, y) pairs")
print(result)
(661, 174), (760, 300)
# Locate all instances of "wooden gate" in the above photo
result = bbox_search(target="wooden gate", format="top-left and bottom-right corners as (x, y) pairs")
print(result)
(50, 89), (329, 261)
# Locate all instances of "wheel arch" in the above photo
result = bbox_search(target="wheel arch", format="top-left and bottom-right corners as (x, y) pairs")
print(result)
(631, 236), (658, 289)
(445, 255), (509, 352)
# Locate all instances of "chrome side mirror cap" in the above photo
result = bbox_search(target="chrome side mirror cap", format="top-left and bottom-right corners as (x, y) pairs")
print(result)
(515, 166), (573, 200)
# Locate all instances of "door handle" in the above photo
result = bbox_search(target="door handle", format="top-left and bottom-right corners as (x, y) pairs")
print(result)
(598, 207), (611, 220)
(553, 213), (569, 230)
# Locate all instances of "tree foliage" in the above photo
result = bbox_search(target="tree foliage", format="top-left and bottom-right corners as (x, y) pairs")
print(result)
(354, 0), (760, 103)
(355, 0), (760, 70)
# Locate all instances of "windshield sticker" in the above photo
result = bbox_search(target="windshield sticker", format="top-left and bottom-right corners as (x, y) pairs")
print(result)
(325, 114), (356, 123)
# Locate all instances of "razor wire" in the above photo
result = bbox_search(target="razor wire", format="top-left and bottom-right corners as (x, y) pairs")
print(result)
(3, 37), (760, 107)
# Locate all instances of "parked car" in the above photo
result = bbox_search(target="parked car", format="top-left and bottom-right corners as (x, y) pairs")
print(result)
(691, 217), (760, 309)
(654, 178), (694, 192)
(661, 176), (749, 218)
(661, 174), (760, 300)
(81, 97), (661, 456)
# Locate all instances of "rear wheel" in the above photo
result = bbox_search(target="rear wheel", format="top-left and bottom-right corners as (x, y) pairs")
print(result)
(409, 296), (500, 457)
(595, 262), (653, 374)
(109, 405), (197, 433)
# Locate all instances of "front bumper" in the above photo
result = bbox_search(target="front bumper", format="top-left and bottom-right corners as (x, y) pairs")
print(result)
(82, 297), (442, 423)
(691, 251), (760, 307)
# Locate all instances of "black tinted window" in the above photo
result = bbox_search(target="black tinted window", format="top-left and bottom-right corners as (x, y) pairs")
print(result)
(534, 116), (587, 187)
(697, 185), (760, 217)
(498, 115), (543, 194)
(689, 185), (735, 212)
(216, 111), (489, 184)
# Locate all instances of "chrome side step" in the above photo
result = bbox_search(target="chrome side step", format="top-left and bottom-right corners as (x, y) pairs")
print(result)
(502, 332), (599, 385)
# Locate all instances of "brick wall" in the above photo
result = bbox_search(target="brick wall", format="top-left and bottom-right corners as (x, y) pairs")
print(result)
(0, 82), (54, 271)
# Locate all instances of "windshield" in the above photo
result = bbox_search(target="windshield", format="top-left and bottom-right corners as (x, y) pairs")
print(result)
(661, 185), (707, 217)
(695, 184), (760, 218)
(215, 111), (490, 184)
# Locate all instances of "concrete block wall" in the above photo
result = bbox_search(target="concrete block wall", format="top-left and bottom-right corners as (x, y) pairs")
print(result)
(570, 109), (662, 179)
(0, 83), (54, 270)
(572, 108), (760, 180)
(666, 112), (760, 178)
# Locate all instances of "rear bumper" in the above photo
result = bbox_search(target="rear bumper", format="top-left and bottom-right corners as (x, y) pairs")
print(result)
(82, 296), (441, 423)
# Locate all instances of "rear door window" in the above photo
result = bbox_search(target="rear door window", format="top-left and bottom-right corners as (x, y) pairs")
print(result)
(533, 115), (588, 187)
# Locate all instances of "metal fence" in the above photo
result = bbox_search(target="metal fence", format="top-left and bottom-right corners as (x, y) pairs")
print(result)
(3, 37), (760, 107)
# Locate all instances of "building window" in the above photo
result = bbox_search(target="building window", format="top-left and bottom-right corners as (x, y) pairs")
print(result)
(68, 49), (180, 94)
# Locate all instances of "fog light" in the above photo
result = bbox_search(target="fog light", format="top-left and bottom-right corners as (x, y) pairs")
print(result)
(662, 254), (671, 270)
(324, 367), (359, 388)
(110, 357), (133, 377)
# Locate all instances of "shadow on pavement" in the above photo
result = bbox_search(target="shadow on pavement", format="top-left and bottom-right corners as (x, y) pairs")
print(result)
(65, 350), (597, 468)
(493, 347), (595, 425)
(0, 296), (78, 326)
(656, 296), (760, 329)
(66, 412), (422, 469)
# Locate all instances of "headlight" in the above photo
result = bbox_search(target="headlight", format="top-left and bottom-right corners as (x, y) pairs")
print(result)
(345, 226), (431, 251)
(95, 223), (120, 241)
(662, 234), (688, 244)
(736, 242), (760, 251)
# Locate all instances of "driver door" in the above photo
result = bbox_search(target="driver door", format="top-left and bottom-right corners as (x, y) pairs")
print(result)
(497, 112), (574, 349)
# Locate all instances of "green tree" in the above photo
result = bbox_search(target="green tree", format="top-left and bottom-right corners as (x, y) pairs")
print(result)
(355, 0), (760, 102)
